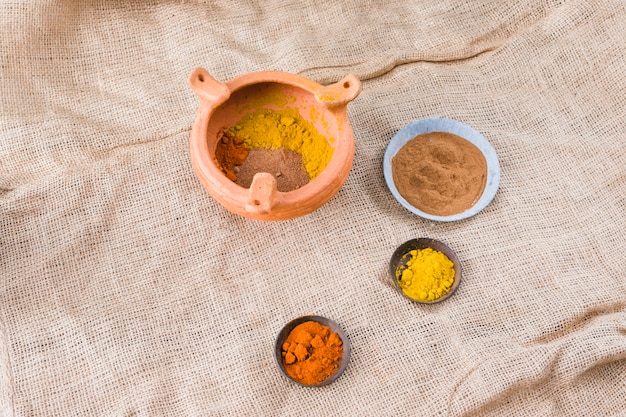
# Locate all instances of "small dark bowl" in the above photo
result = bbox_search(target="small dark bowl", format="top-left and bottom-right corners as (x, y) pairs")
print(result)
(389, 238), (461, 304)
(275, 315), (350, 387)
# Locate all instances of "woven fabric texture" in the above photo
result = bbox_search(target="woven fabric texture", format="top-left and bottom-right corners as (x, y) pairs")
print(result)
(1, 1), (625, 416)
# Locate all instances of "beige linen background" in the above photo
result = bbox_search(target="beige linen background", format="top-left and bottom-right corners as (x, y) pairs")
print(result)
(1, 0), (625, 416)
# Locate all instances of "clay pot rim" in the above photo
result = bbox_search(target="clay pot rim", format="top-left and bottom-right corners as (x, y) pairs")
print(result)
(190, 70), (357, 198)
(224, 70), (326, 98)
(188, 68), (361, 220)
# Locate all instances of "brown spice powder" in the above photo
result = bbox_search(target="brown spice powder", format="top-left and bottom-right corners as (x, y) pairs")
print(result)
(391, 132), (487, 216)
(214, 128), (311, 192)
(235, 148), (310, 192)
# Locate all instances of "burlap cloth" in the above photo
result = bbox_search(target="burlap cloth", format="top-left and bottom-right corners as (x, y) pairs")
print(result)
(1, 1), (625, 416)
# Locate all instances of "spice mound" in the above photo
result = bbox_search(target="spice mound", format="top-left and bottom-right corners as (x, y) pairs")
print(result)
(391, 132), (487, 216)
(215, 129), (249, 182)
(235, 148), (309, 192)
(214, 107), (335, 192)
(280, 321), (343, 385)
(396, 247), (455, 302)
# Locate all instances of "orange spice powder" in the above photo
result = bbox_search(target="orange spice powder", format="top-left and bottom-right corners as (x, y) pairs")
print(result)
(281, 321), (343, 385)
(214, 128), (249, 181)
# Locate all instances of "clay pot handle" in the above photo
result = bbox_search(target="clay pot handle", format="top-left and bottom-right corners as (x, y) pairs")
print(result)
(245, 173), (278, 215)
(314, 74), (362, 108)
(188, 68), (230, 106)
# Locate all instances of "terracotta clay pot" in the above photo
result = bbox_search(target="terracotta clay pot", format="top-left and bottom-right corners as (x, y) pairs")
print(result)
(188, 68), (362, 221)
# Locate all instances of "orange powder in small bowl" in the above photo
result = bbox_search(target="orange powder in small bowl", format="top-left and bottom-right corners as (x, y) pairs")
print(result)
(275, 316), (350, 387)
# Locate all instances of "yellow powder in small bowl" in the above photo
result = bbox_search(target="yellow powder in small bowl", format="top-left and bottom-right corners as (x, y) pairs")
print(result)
(389, 238), (462, 304)
(396, 247), (455, 302)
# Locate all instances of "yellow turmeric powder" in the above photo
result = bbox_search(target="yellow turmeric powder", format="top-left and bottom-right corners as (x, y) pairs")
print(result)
(228, 107), (334, 179)
(396, 248), (455, 302)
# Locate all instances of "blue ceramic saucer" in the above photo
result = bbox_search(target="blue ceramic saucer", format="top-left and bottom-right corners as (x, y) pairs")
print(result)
(383, 118), (500, 222)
